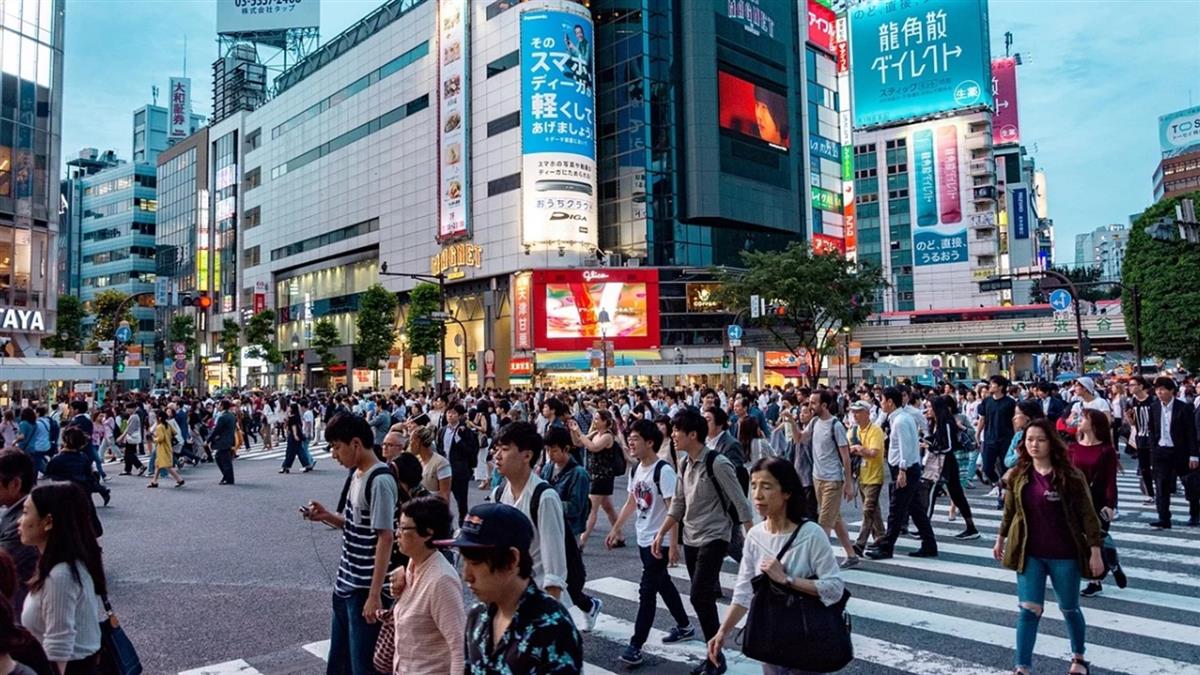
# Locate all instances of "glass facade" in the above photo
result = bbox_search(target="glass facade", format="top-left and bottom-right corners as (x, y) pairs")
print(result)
(884, 138), (913, 311)
(156, 147), (198, 291)
(211, 130), (238, 314)
(274, 257), (378, 349)
(806, 46), (840, 236)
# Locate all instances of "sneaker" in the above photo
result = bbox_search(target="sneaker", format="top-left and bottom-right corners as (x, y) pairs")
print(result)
(618, 645), (644, 667)
(662, 624), (695, 644)
(986, 486), (1000, 498)
(852, 543), (865, 557)
(1080, 582), (1103, 598)
(585, 597), (602, 632)
(839, 556), (862, 570)
(907, 548), (938, 558)
(1112, 564), (1128, 589)
(953, 528), (981, 540)
(1142, 497), (1155, 506)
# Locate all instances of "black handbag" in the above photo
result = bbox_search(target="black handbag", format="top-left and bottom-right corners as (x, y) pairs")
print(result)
(741, 524), (854, 672)
(98, 595), (143, 675)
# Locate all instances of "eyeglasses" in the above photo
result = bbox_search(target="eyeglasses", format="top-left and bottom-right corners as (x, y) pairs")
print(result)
(397, 525), (420, 533)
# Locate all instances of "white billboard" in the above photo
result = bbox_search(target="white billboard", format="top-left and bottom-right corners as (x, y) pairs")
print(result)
(168, 77), (191, 140)
(216, 0), (321, 34)
(437, 0), (470, 241)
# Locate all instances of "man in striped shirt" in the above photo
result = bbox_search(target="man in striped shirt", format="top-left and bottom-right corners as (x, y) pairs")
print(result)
(303, 413), (398, 675)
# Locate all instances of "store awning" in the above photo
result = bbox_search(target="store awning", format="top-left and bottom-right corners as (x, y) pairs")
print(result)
(0, 357), (122, 382)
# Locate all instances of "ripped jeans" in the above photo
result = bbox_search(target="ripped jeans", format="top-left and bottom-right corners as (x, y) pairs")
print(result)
(1015, 556), (1086, 669)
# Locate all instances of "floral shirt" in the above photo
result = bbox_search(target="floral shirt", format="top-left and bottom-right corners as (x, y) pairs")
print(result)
(465, 582), (582, 675)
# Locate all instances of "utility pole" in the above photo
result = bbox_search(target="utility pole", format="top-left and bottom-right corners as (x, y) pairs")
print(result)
(380, 262), (447, 393)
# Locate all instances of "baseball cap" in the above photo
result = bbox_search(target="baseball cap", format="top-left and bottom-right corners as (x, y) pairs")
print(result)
(434, 503), (533, 551)
(849, 400), (872, 412)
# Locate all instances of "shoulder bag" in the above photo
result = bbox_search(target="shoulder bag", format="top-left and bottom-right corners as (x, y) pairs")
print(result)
(741, 524), (854, 672)
(98, 595), (143, 675)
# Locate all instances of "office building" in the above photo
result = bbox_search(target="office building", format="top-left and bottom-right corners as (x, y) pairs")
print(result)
(0, 0), (64, 359)
(1074, 224), (1128, 283)
(132, 101), (206, 165)
(1156, 105), (1200, 202)
(59, 148), (121, 297)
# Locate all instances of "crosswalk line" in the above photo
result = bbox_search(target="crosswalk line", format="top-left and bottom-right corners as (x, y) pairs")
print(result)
(582, 664), (621, 675)
(588, 610), (760, 675)
(917, 523), (1198, 565)
(925, 507), (1198, 551)
(591, 576), (1007, 675)
(178, 659), (262, 675)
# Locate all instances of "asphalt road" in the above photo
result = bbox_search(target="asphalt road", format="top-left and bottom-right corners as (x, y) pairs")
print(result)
(89, 443), (1200, 675)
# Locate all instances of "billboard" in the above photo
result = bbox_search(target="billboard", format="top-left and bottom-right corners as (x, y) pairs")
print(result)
(512, 272), (533, 351)
(718, 70), (790, 149)
(216, 0), (320, 34)
(1012, 186), (1029, 240)
(849, 0), (992, 129)
(812, 233), (845, 255)
(168, 77), (191, 140)
(807, 0), (837, 54)
(531, 268), (660, 351)
(991, 57), (1020, 145)
(911, 120), (968, 266)
(1159, 105), (1200, 158)
(438, 0), (471, 240)
(520, 5), (598, 249)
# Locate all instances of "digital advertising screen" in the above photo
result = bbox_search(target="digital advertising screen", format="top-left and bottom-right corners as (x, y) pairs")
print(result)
(531, 269), (660, 351)
(718, 70), (790, 150)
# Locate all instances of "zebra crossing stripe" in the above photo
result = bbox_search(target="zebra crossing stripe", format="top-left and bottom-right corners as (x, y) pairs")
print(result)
(927, 505), (1197, 550)
(178, 659), (262, 675)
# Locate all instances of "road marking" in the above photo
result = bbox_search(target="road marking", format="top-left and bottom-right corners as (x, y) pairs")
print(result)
(301, 635), (625, 674)
(918, 522), (1198, 565)
(178, 660), (263, 675)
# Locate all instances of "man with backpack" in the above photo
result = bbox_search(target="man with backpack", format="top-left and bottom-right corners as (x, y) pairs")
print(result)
(794, 390), (860, 568)
(652, 407), (752, 675)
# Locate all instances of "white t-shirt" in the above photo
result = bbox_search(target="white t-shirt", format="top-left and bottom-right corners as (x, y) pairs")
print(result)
(627, 459), (677, 547)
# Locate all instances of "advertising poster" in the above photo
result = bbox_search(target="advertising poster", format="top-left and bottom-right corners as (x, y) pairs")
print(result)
(936, 125), (961, 225)
(991, 57), (1020, 145)
(849, 0), (992, 128)
(168, 77), (191, 140)
(512, 272), (533, 351)
(913, 129), (937, 226)
(216, 0), (321, 34)
(438, 0), (471, 240)
(718, 70), (790, 149)
(911, 121), (967, 266)
(531, 268), (659, 351)
(1159, 105), (1200, 158)
(1012, 186), (1029, 240)
(812, 233), (845, 255)
(520, 6), (598, 248)
(807, 0), (837, 54)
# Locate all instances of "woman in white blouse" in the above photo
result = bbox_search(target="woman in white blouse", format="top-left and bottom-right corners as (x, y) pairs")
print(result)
(18, 482), (106, 674)
(707, 457), (845, 675)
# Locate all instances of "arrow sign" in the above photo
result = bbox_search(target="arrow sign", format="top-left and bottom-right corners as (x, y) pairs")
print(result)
(726, 324), (744, 341)
(115, 325), (132, 342)
(1048, 289), (1072, 312)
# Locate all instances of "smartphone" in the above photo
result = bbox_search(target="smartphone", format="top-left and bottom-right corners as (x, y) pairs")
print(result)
(299, 505), (312, 517)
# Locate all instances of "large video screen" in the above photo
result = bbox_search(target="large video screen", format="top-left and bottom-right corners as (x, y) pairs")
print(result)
(718, 70), (790, 149)
(532, 269), (660, 351)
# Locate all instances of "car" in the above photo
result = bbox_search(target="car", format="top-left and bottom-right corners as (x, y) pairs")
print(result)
(150, 388), (170, 399)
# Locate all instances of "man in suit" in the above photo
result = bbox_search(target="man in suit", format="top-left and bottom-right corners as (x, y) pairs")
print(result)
(1148, 377), (1197, 529)
(0, 449), (37, 616)
(1034, 382), (1067, 423)
(210, 400), (238, 485)
(438, 403), (478, 525)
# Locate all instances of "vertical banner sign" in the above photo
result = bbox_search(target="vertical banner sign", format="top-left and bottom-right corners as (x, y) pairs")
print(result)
(513, 272), (532, 351)
(806, 0), (837, 54)
(936, 126), (961, 224)
(913, 122), (967, 266)
(253, 280), (267, 314)
(1012, 186), (1029, 240)
(438, 0), (470, 240)
(912, 129), (937, 226)
(991, 57), (1020, 145)
(520, 5), (598, 249)
(835, 14), (855, 255)
(168, 77), (191, 140)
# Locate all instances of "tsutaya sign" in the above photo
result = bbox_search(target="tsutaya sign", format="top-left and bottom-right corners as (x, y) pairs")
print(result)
(431, 242), (484, 278)
(0, 307), (47, 333)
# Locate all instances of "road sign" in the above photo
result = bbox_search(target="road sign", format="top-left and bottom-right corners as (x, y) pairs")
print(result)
(978, 277), (1012, 292)
(798, 363), (810, 376)
(115, 324), (132, 343)
(164, 358), (175, 369)
(726, 324), (744, 341)
(173, 370), (187, 383)
(173, 342), (186, 355)
(73, 382), (94, 394)
(750, 295), (761, 319)
(933, 368), (944, 380)
(1049, 289), (1072, 312)
(729, 338), (742, 348)
(930, 357), (942, 369)
(174, 357), (188, 370)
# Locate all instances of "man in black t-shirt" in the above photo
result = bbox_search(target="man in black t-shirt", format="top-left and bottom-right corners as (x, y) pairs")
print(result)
(976, 375), (1016, 488)
(1125, 376), (1157, 502)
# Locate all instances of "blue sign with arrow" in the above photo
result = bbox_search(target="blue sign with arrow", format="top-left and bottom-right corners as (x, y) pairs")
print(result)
(115, 325), (132, 343)
(1049, 289), (1072, 312)
(726, 324), (744, 341)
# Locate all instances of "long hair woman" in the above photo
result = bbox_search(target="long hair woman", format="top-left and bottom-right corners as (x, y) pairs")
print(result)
(993, 419), (1104, 675)
(280, 403), (314, 474)
(569, 408), (623, 550)
(923, 395), (979, 539)
(148, 409), (185, 488)
(707, 457), (844, 675)
(18, 483), (109, 673)
(1069, 409), (1124, 598)
(737, 415), (767, 464)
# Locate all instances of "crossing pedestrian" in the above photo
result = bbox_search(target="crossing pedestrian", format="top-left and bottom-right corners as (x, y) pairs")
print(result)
(1069, 409), (1124, 597)
(866, 387), (938, 560)
(1147, 376), (1198, 529)
(848, 400), (885, 556)
(569, 409), (623, 550)
(0, 450), (36, 617)
(115, 403), (146, 477)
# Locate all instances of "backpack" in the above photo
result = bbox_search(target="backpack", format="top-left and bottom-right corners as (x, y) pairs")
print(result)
(954, 414), (977, 453)
(695, 451), (742, 528)
(491, 481), (584, 589)
(610, 441), (627, 476)
(630, 459), (670, 498)
(46, 416), (60, 455)
(336, 465), (403, 569)
(847, 426), (865, 481)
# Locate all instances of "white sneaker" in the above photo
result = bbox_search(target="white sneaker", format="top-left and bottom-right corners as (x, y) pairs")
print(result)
(1111, 509), (1120, 521)
(585, 597), (602, 632)
(986, 486), (1000, 498)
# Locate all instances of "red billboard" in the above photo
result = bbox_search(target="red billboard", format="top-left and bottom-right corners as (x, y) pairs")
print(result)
(531, 268), (660, 351)
(806, 0), (836, 54)
(812, 233), (845, 255)
(718, 70), (790, 149)
(992, 57), (1020, 145)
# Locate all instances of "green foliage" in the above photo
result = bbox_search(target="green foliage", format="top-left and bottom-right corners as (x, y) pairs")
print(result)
(356, 284), (399, 378)
(45, 295), (86, 355)
(1029, 265), (1121, 304)
(1122, 191), (1200, 370)
(168, 314), (197, 359)
(88, 290), (136, 350)
(405, 282), (444, 359)
(714, 243), (885, 383)
(414, 364), (435, 386)
(244, 309), (283, 366)
(311, 319), (342, 370)
(219, 320), (241, 384)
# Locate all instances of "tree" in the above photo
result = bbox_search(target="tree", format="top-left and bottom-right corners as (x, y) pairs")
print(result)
(45, 295), (86, 355)
(405, 282), (444, 362)
(244, 309), (283, 367)
(413, 364), (435, 389)
(311, 318), (342, 371)
(356, 283), (398, 387)
(1028, 265), (1121, 304)
(714, 243), (885, 385)
(168, 314), (198, 360)
(1122, 190), (1200, 370)
(218, 320), (241, 387)
(87, 290), (136, 350)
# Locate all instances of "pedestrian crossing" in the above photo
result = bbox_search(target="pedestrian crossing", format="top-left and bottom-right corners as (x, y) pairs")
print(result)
(178, 471), (1199, 674)
(103, 439), (334, 466)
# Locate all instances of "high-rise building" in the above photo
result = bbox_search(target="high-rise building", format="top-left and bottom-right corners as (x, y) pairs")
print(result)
(59, 148), (121, 297)
(1074, 224), (1127, 282)
(131, 102), (206, 165)
(1155, 105), (1200, 201)
(0, 0), (64, 358)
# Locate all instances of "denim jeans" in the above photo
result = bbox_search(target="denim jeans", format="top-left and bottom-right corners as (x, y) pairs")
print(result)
(301, 439), (314, 466)
(633, 545), (690, 649)
(327, 589), (381, 675)
(87, 444), (107, 478)
(1015, 556), (1086, 669)
(683, 539), (728, 641)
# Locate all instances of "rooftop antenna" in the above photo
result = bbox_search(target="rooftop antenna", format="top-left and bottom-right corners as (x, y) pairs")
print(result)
(183, 34), (188, 77)
(151, 85), (159, 106)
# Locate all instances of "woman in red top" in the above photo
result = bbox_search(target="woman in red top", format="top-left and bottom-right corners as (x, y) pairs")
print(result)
(1068, 409), (1124, 597)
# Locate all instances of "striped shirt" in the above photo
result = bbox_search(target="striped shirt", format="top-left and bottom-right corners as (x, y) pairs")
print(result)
(391, 551), (466, 674)
(335, 464), (398, 595)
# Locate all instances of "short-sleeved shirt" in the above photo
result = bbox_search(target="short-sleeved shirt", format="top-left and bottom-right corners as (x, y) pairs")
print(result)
(420, 452), (453, 494)
(628, 459), (677, 547)
(852, 423), (886, 486)
(981, 395), (1017, 446)
(808, 416), (849, 482)
(465, 582), (582, 675)
(335, 463), (398, 595)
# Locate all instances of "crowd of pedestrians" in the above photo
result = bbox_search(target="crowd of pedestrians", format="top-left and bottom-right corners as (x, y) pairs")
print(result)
(0, 369), (1196, 673)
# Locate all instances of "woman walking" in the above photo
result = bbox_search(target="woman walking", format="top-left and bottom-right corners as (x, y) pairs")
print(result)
(707, 457), (845, 675)
(409, 426), (451, 504)
(1069, 409), (1124, 598)
(116, 404), (146, 477)
(17, 482), (108, 673)
(279, 403), (314, 474)
(570, 409), (623, 550)
(993, 419), (1104, 675)
(148, 409), (185, 488)
(924, 395), (979, 539)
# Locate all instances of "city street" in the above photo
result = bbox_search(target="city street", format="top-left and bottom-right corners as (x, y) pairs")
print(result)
(94, 443), (1200, 675)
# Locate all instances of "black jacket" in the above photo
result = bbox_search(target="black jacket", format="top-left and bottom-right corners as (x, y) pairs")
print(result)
(1149, 398), (1197, 463)
(438, 423), (479, 474)
(210, 411), (237, 451)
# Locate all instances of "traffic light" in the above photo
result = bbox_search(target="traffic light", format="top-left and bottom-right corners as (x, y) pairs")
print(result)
(722, 351), (731, 368)
(196, 293), (212, 310)
(154, 339), (166, 363)
(468, 356), (477, 372)
(179, 293), (194, 307)
(114, 343), (127, 374)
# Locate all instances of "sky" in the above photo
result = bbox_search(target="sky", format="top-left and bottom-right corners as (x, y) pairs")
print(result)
(61, 0), (1200, 264)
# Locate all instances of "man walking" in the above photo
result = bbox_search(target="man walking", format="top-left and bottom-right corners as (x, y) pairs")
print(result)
(1148, 377), (1198, 529)
(439, 403), (479, 526)
(866, 387), (938, 560)
(849, 400), (885, 557)
(976, 375), (1016, 490)
(794, 391), (860, 567)
(210, 400), (238, 485)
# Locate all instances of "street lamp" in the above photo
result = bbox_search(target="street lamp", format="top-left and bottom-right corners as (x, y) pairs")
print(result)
(841, 326), (852, 388)
(598, 308), (610, 389)
(379, 261), (448, 393)
(291, 334), (300, 392)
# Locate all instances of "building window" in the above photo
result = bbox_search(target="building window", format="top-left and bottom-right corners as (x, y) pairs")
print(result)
(487, 111), (520, 137)
(487, 173), (521, 196)
(245, 245), (260, 267)
(486, 0), (519, 19)
(270, 218), (380, 261)
(244, 206), (261, 230)
(487, 51), (519, 78)
(244, 167), (261, 190)
(245, 128), (261, 151)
